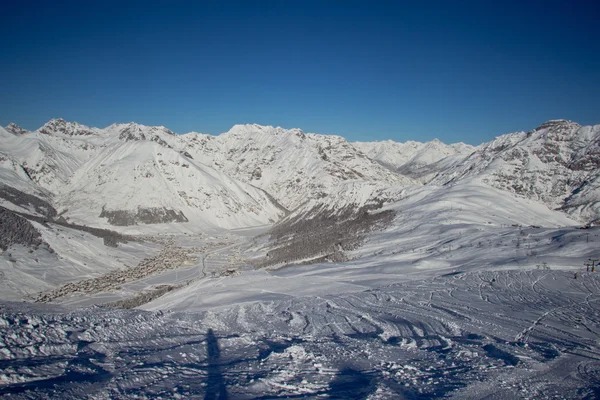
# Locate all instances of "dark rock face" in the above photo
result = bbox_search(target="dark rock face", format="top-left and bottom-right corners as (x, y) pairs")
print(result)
(0, 206), (47, 251)
(39, 118), (96, 136)
(180, 151), (194, 159)
(5, 123), (28, 135)
(119, 126), (146, 141)
(100, 207), (188, 226)
(0, 186), (57, 218)
(117, 124), (174, 148)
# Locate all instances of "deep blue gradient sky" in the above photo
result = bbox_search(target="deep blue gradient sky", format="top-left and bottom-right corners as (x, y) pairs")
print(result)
(1, 0), (598, 144)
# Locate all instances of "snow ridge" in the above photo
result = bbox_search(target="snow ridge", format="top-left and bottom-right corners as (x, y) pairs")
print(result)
(353, 138), (476, 183)
(429, 120), (600, 223)
(2, 118), (600, 231)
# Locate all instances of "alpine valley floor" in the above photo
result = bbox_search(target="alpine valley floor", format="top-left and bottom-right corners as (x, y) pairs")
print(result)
(1, 183), (600, 398)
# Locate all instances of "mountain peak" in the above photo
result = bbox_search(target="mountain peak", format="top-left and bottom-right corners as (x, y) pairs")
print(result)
(525, 120), (583, 144)
(5, 122), (28, 135)
(38, 118), (97, 136)
(112, 122), (174, 141)
(227, 123), (304, 137)
(532, 119), (579, 132)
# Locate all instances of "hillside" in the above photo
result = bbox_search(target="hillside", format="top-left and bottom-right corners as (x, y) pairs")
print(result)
(175, 124), (415, 210)
(429, 120), (600, 223)
(1, 120), (416, 231)
(1, 118), (600, 398)
(353, 138), (475, 183)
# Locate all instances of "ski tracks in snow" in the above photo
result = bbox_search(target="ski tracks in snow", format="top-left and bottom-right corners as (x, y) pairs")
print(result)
(1, 270), (600, 398)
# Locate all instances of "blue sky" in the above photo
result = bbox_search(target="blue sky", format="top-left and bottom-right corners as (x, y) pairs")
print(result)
(1, 0), (598, 144)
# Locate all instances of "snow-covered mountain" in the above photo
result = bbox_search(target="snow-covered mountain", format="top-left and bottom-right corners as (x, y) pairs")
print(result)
(3, 119), (600, 399)
(0, 121), (285, 231)
(353, 138), (475, 183)
(5, 122), (29, 135)
(2, 118), (600, 230)
(0, 120), (413, 231)
(59, 140), (284, 229)
(38, 118), (101, 137)
(174, 124), (414, 210)
(429, 120), (600, 223)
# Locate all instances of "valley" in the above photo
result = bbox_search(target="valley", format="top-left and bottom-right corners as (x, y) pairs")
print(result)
(0, 119), (599, 398)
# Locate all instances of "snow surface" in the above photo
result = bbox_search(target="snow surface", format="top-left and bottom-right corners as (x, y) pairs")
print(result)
(1, 269), (599, 398)
(353, 138), (476, 183)
(1, 178), (599, 398)
(1, 119), (600, 398)
(429, 120), (600, 223)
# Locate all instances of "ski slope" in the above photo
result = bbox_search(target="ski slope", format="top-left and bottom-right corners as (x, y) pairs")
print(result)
(1, 268), (599, 398)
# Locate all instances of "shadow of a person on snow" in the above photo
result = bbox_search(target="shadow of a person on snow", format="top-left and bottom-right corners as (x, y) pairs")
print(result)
(327, 367), (374, 399)
(205, 329), (227, 400)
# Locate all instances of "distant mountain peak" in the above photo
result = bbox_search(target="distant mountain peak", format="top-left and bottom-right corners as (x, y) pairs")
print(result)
(531, 119), (580, 132)
(427, 119), (600, 223)
(5, 123), (28, 135)
(38, 118), (97, 136)
(108, 122), (176, 149)
(2, 116), (599, 228)
(227, 123), (305, 138)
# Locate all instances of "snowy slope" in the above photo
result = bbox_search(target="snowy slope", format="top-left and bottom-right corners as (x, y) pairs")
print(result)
(145, 180), (580, 313)
(0, 223), (161, 301)
(2, 119), (600, 398)
(0, 121), (287, 232)
(174, 124), (415, 210)
(2, 268), (599, 399)
(0, 119), (112, 201)
(0, 120), (418, 231)
(0, 130), (86, 193)
(354, 138), (475, 182)
(60, 140), (285, 230)
(0, 181), (594, 398)
(429, 120), (600, 223)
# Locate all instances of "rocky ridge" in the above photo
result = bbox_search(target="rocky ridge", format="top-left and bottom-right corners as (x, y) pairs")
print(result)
(5, 123), (29, 135)
(174, 124), (414, 210)
(2, 118), (600, 229)
(429, 120), (600, 223)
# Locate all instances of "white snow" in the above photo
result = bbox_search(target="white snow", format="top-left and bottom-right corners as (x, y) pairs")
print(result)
(1, 118), (600, 398)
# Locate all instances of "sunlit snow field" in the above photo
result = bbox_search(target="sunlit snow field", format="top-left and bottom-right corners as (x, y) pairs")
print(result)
(1, 183), (600, 398)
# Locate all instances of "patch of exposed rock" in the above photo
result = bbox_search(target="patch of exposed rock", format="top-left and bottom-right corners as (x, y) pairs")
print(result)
(39, 118), (97, 136)
(5, 123), (28, 135)
(100, 207), (188, 226)
(0, 206), (49, 251)
(0, 186), (57, 218)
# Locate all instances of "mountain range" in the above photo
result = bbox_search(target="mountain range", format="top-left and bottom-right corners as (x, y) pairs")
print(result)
(1, 118), (599, 234)
(1, 118), (600, 397)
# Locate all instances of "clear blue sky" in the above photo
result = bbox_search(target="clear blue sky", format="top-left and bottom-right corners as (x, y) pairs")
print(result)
(1, 0), (598, 144)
